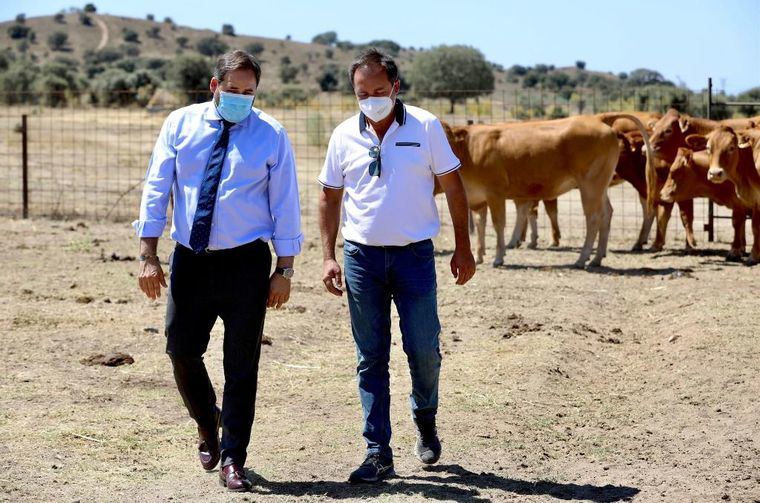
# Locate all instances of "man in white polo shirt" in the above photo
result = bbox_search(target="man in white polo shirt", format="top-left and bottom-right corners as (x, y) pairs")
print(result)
(318, 48), (476, 483)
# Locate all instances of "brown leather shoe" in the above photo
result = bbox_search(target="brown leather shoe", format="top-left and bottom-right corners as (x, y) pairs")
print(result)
(198, 407), (221, 471)
(219, 463), (252, 492)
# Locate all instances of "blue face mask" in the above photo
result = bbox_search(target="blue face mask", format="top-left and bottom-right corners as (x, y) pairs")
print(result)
(215, 90), (255, 123)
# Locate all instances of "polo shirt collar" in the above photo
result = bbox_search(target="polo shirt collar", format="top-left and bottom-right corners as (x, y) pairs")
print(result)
(359, 98), (407, 133)
(202, 100), (252, 128)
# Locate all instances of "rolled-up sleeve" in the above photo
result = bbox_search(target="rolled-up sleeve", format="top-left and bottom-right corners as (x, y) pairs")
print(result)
(132, 113), (177, 237)
(268, 128), (304, 256)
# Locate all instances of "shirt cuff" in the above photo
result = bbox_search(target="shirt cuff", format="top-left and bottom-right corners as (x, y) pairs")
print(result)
(272, 234), (304, 256)
(434, 162), (462, 176)
(317, 177), (344, 189)
(132, 218), (167, 238)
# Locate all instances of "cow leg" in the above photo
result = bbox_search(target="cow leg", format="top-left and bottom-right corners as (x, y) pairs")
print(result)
(472, 204), (487, 265)
(576, 187), (604, 268)
(506, 201), (529, 250)
(544, 199), (560, 247)
(488, 196), (507, 267)
(589, 192), (613, 267)
(727, 206), (747, 262)
(527, 200), (539, 249)
(651, 202), (673, 252)
(747, 209), (760, 264)
(632, 196), (654, 251)
(678, 199), (697, 251)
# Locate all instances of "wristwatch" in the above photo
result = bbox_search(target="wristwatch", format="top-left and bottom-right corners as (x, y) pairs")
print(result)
(274, 267), (295, 279)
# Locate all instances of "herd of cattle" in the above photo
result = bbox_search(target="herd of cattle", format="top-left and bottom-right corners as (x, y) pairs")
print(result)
(436, 109), (760, 268)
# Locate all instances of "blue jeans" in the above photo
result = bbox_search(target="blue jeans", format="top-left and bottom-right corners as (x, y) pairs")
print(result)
(343, 239), (442, 459)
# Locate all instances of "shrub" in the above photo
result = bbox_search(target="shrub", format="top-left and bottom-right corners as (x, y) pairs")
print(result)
(122, 43), (140, 57)
(196, 37), (228, 56)
(317, 63), (340, 91)
(279, 64), (298, 84)
(47, 32), (69, 51)
(146, 14), (154, 21)
(122, 28), (139, 43)
(8, 24), (31, 40)
(54, 12), (65, 23)
(169, 54), (213, 102)
(83, 3), (97, 13)
(15, 13), (26, 24)
(245, 42), (264, 55)
(176, 36), (188, 48)
(311, 31), (337, 46)
(79, 13), (92, 26)
(222, 24), (235, 36)
(146, 26), (160, 39)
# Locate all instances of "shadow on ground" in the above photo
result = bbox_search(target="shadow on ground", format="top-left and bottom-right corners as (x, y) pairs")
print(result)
(245, 464), (639, 502)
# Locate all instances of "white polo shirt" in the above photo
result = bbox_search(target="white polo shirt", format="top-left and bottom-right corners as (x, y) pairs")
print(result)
(318, 100), (461, 246)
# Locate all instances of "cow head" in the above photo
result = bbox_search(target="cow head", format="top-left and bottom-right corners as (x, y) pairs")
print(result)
(441, 121), (472, 168)
(660, 148), (693, 203)
(648, 109), (684, 161)
(699, 127), (742, 184)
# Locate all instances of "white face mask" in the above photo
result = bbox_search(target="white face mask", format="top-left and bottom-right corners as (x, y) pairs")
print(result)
(358, 87), (395, 122)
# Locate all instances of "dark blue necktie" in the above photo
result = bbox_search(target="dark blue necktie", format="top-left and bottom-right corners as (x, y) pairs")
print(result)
(189, 120), (233, 253)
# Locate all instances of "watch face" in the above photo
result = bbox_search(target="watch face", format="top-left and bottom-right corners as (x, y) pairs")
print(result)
(281, 267), (294, 279)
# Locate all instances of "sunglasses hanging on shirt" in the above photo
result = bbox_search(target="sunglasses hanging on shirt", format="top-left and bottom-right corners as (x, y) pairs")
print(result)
(368, 145), (381, 177)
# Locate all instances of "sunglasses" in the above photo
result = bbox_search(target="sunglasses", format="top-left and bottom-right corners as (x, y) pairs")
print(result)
(368, 145), (381, 177)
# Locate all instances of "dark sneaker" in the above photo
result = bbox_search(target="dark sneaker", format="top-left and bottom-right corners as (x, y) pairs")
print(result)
(414, 416), (441, 464)
(348, 453), (395, 484)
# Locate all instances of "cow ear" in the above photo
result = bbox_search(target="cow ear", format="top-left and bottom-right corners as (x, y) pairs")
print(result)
(685, 134), (707, 151)
(679, 118), (690, 133)
(737, 133), (753, 149)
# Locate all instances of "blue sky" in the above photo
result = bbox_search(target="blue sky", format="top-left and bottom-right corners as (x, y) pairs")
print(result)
(5, 0), (759, 94)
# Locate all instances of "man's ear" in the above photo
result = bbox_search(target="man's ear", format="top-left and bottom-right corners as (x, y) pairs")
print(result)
(209, 76), (219, 95)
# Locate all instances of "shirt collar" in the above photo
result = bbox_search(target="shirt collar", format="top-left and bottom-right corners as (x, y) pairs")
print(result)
(359, 98), (407, 133)
(202, 100), (252, 128)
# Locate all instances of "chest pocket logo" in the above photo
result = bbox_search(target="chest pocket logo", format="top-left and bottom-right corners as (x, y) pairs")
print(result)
(395, 141), (421, 147)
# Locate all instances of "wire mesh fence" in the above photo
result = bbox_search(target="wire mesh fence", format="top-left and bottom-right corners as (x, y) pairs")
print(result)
(0, 88), (742, 247)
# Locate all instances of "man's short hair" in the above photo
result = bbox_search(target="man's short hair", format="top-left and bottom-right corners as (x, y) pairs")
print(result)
(214, 50), (262, 85)
(348, 48), (399, 88)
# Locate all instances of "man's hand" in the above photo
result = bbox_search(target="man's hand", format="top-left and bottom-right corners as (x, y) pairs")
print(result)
(138, 257), (167, 299)
(322, 258), (343, 296)
(267, 274), (291, 309)
(450, 247), (476, 285)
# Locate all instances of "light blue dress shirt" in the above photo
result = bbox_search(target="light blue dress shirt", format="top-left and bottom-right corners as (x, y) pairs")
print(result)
(133, 101), (303, 256)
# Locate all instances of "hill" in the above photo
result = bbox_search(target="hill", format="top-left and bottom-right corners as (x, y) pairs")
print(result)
(4, 8), (751, 118)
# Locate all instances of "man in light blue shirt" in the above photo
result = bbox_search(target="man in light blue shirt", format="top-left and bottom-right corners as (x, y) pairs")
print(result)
(133, 50), (302, 492)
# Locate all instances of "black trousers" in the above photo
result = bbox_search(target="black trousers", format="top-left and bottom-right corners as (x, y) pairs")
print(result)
(165, 240), (271, 467)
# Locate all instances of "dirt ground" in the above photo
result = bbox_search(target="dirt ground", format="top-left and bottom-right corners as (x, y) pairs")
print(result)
(1, 216), (759, 503)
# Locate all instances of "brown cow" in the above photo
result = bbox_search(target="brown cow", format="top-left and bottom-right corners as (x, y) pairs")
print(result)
(647, 109), (757, 251)
(508, 113), (661, 252)
(687, 127), (760, 264)
(443, 114), (652, 268)
(474, 115), (657, 259)
(659, 147), (748, 261)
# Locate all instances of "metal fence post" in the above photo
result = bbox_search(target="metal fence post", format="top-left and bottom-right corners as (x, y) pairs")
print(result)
(706, 78), (714, 242)
(21, 114), (28, 219)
